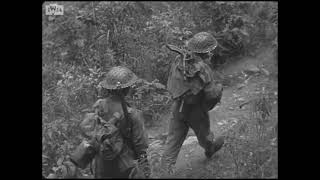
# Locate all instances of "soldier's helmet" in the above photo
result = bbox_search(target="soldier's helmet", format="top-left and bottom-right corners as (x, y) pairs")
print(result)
(100, 66), (138, 90)
(186, 32), (218, 53)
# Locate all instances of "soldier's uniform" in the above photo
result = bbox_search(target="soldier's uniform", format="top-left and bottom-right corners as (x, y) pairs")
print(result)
(161, 32), (225, 173)
(56, 66), (150, 179)
(77, 97), (149, 178)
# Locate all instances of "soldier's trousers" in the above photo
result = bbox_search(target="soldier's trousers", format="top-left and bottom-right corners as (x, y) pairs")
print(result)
(161, 99), (215, 169)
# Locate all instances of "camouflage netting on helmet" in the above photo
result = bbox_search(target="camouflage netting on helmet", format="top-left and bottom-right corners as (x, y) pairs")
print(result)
(186, 32), (218, 53)
(167, 56), (214, 99)
(100, 66), (138, 90)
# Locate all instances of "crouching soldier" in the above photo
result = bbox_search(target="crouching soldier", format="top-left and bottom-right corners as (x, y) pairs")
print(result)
(53, 66), (151, 178)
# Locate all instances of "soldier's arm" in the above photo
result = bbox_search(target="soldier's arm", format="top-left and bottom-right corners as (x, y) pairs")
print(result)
(80, 99), (105, 131)
(130, 110), (149, 156)
(52, 100), (102, 179)
(203, 80), (223, 111)
(130, 110), (151, 178)
(55, 139), (98, 178)
(70, 139), (99, 169)
(80, 113), (98, 136)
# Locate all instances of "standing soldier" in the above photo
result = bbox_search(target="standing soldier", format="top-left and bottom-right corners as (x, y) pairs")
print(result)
(161, 32), (225, 174)
(50, 66), (151, 178)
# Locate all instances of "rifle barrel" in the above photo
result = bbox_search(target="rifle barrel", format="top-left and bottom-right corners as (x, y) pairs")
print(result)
(166, 44), (184, 55)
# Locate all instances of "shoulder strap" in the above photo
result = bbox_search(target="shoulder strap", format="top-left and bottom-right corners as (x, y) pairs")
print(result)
(118, 95), (133, 139)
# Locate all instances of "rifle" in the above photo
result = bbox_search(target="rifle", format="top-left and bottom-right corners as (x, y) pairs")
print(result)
(118, 91), (133, 148)
(166, 44), (191, 57)
(166, 44), (194, 81)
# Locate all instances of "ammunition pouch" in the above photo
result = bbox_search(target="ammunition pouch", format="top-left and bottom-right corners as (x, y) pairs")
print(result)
(181, 90), (204, 105)
(96, 121), (124, 161)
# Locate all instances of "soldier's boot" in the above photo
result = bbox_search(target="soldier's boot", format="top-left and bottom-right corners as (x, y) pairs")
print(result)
(205, 136), (225, 159)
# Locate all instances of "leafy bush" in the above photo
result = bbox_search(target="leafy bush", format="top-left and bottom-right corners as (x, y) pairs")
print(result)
(128, 79), (172, 127)
(42, 65), (171, 176)
(43, 1), (277, 80)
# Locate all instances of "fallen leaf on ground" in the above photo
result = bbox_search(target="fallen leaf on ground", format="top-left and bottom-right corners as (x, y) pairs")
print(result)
(245, 64), (260, 73)
(229, 117), (238, 123)
(148, 135), (155, 139)
(217, 122), (224, 125)
(261, 68), (270, 76)
(271, 138), (277, 146)
(228, 107), (234, 110)
(237, 84), (245, 90)
(233, 94), (240, 97)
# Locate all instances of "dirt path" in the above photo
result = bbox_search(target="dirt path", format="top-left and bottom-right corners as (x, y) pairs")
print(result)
(147, 46), (278, 178)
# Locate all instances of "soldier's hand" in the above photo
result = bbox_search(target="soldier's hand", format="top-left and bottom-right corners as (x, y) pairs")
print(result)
(62, 161), (78, 178)
(46, 173), (57, 179)
(80, 113), (98, 131)
(204, 82), (223, 97)
(113, 112), (122, 119)
(46, 161), (78, 179)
